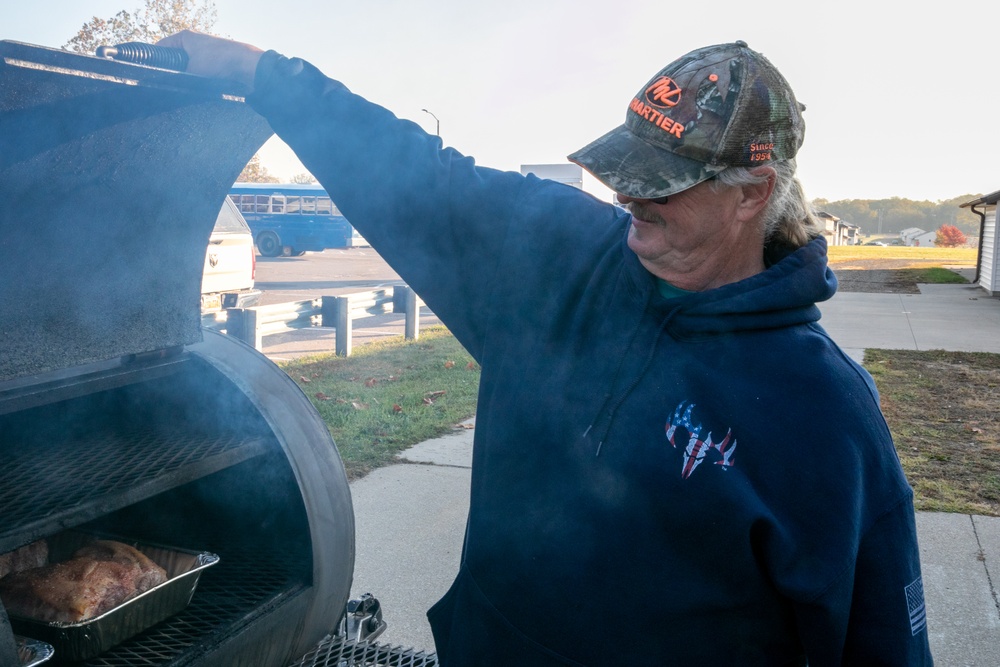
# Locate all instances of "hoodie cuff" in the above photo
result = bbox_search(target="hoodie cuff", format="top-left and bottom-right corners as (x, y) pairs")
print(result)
(252, 50), (291, 97)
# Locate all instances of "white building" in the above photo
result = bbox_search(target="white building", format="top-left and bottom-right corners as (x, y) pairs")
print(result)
(898, 228), (936, 247)
(520, 163), (583, 189)
(960, 191), (1000, 296)
(814, 211), (856, 246)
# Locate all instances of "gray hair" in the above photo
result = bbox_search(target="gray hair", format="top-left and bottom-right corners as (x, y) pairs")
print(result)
(713, 159), (820, 249)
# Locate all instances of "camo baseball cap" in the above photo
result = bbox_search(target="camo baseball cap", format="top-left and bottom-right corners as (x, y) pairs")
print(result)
(568, 41), (805, 200)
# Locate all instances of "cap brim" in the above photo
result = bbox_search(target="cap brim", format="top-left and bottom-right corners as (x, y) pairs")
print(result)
(568, 124), (725, 199)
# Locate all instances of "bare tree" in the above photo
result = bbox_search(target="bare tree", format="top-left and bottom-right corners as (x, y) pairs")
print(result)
(236, 154), (280, 183)
(291, 172), (318, 185)
(67, 2), (281, 186)
(64, 0), (217, 54)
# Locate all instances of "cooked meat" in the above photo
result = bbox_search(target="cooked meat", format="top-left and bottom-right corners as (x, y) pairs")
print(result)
(0, 540), (167, 623)
(72, 541), (167, 593)
(0, 558), (132, 623)
(0, 540), (48, 579)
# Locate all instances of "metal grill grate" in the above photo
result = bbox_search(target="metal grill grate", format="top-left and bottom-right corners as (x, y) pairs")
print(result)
(74, 545), (310, 666)
(0, 349), (340, 665)
(288, 636), (438, 667)
(2, 426), (253, 512)
(0, 423), (270, 547)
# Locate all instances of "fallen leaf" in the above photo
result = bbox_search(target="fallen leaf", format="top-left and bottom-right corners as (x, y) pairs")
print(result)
(335, 398), (348, 404)
(466, 362), (476, 370)
(351, 401), (369, 410)
(364, 377), (378, 387)
(314, 392), (330, 401)
(454, 423), (474, 430)
(300, 376), (311, 383)
(393, 404), (403, 413)
(444, 360), (455, 369)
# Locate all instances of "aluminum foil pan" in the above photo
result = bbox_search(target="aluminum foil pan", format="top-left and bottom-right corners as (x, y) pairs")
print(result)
(16, 635), (54, 666)
(8, 533), (219, 661)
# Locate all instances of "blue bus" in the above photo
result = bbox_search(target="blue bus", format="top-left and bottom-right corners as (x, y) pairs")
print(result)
(228, 183), (362, 257)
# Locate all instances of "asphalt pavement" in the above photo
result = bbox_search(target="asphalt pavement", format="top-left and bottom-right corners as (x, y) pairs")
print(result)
(264, 274), (1000, 665)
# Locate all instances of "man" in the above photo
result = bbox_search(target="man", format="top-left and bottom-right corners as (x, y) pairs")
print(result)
(160, 33), (932, 665)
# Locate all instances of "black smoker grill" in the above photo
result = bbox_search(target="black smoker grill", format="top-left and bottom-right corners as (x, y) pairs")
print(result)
(0, 41), (436, 666)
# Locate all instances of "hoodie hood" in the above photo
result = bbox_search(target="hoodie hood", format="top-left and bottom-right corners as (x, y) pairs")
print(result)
(632, 235), (837, 338)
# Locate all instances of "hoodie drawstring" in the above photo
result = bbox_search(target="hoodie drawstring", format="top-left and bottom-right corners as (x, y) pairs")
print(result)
(585, 307), (680, 456)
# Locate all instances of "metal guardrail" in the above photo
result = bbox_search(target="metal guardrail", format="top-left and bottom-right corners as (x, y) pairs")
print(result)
(202, 285), (425, 357)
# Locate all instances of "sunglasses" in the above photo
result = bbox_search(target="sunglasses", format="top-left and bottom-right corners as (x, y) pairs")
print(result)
(616, 193), (670, 206)
(627, 176), (717, 206)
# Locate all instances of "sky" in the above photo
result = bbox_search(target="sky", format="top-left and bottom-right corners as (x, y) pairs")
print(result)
(4, 0), (998, 204)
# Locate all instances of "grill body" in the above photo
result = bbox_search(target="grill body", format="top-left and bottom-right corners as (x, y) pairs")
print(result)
(1, 41), (355, 665)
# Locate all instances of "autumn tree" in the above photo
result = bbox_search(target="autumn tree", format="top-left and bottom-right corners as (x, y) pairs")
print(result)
(935, 224), (968, 248)
(64, 0), (217, 55)
(236, 154), (280, 183)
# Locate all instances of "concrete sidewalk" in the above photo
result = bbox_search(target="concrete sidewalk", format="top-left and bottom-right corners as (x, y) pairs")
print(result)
(305, 280), (1000, 664)
(821, 281), (1000, 363)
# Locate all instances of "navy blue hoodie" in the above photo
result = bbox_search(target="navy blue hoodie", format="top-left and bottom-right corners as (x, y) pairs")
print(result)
(250, 53), (932, 666)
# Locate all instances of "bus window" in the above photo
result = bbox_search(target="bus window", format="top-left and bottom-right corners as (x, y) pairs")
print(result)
(232, 195), (253, 213)
(229, 184), (358, 256)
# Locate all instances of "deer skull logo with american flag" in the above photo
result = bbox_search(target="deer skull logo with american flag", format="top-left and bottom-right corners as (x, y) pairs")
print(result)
(665, 402), (737, 479)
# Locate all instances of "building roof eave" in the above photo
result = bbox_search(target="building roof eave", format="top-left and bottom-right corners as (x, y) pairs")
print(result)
(960, 189), (1000, 208)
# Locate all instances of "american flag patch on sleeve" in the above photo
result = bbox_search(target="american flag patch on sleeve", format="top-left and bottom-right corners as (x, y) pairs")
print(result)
(904, 576), (927, 635)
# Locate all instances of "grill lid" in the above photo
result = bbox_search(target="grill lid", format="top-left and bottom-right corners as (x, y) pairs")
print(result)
(0, 40), (273, 383)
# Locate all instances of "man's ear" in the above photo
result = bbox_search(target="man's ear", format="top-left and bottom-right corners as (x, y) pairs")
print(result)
(736, 167), (776, 223)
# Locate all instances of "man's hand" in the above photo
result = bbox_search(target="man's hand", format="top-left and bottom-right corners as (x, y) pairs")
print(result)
(156, 30), (265, 91)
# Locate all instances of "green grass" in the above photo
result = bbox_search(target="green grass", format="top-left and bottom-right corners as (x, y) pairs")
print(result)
(277, 326), (480, 479)
(903, 267), (970, 284)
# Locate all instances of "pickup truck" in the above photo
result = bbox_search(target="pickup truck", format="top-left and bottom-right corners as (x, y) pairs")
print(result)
(201, 198), (262, 311)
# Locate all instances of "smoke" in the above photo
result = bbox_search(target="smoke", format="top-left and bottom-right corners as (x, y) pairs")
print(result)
(0, 43), (272, 383)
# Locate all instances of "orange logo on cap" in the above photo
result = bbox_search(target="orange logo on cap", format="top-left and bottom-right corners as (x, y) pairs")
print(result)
(645, 76), (682, 108)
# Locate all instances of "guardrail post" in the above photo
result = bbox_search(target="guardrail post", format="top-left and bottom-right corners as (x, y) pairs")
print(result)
(329, 296), (352, 356)
(320, 296), (336, 329)
(226, 308), (261, 350)
(394, 286), (421, 341)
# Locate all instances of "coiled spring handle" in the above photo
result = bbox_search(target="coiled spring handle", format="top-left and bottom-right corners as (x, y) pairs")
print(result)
(95, 42), (189, 72)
